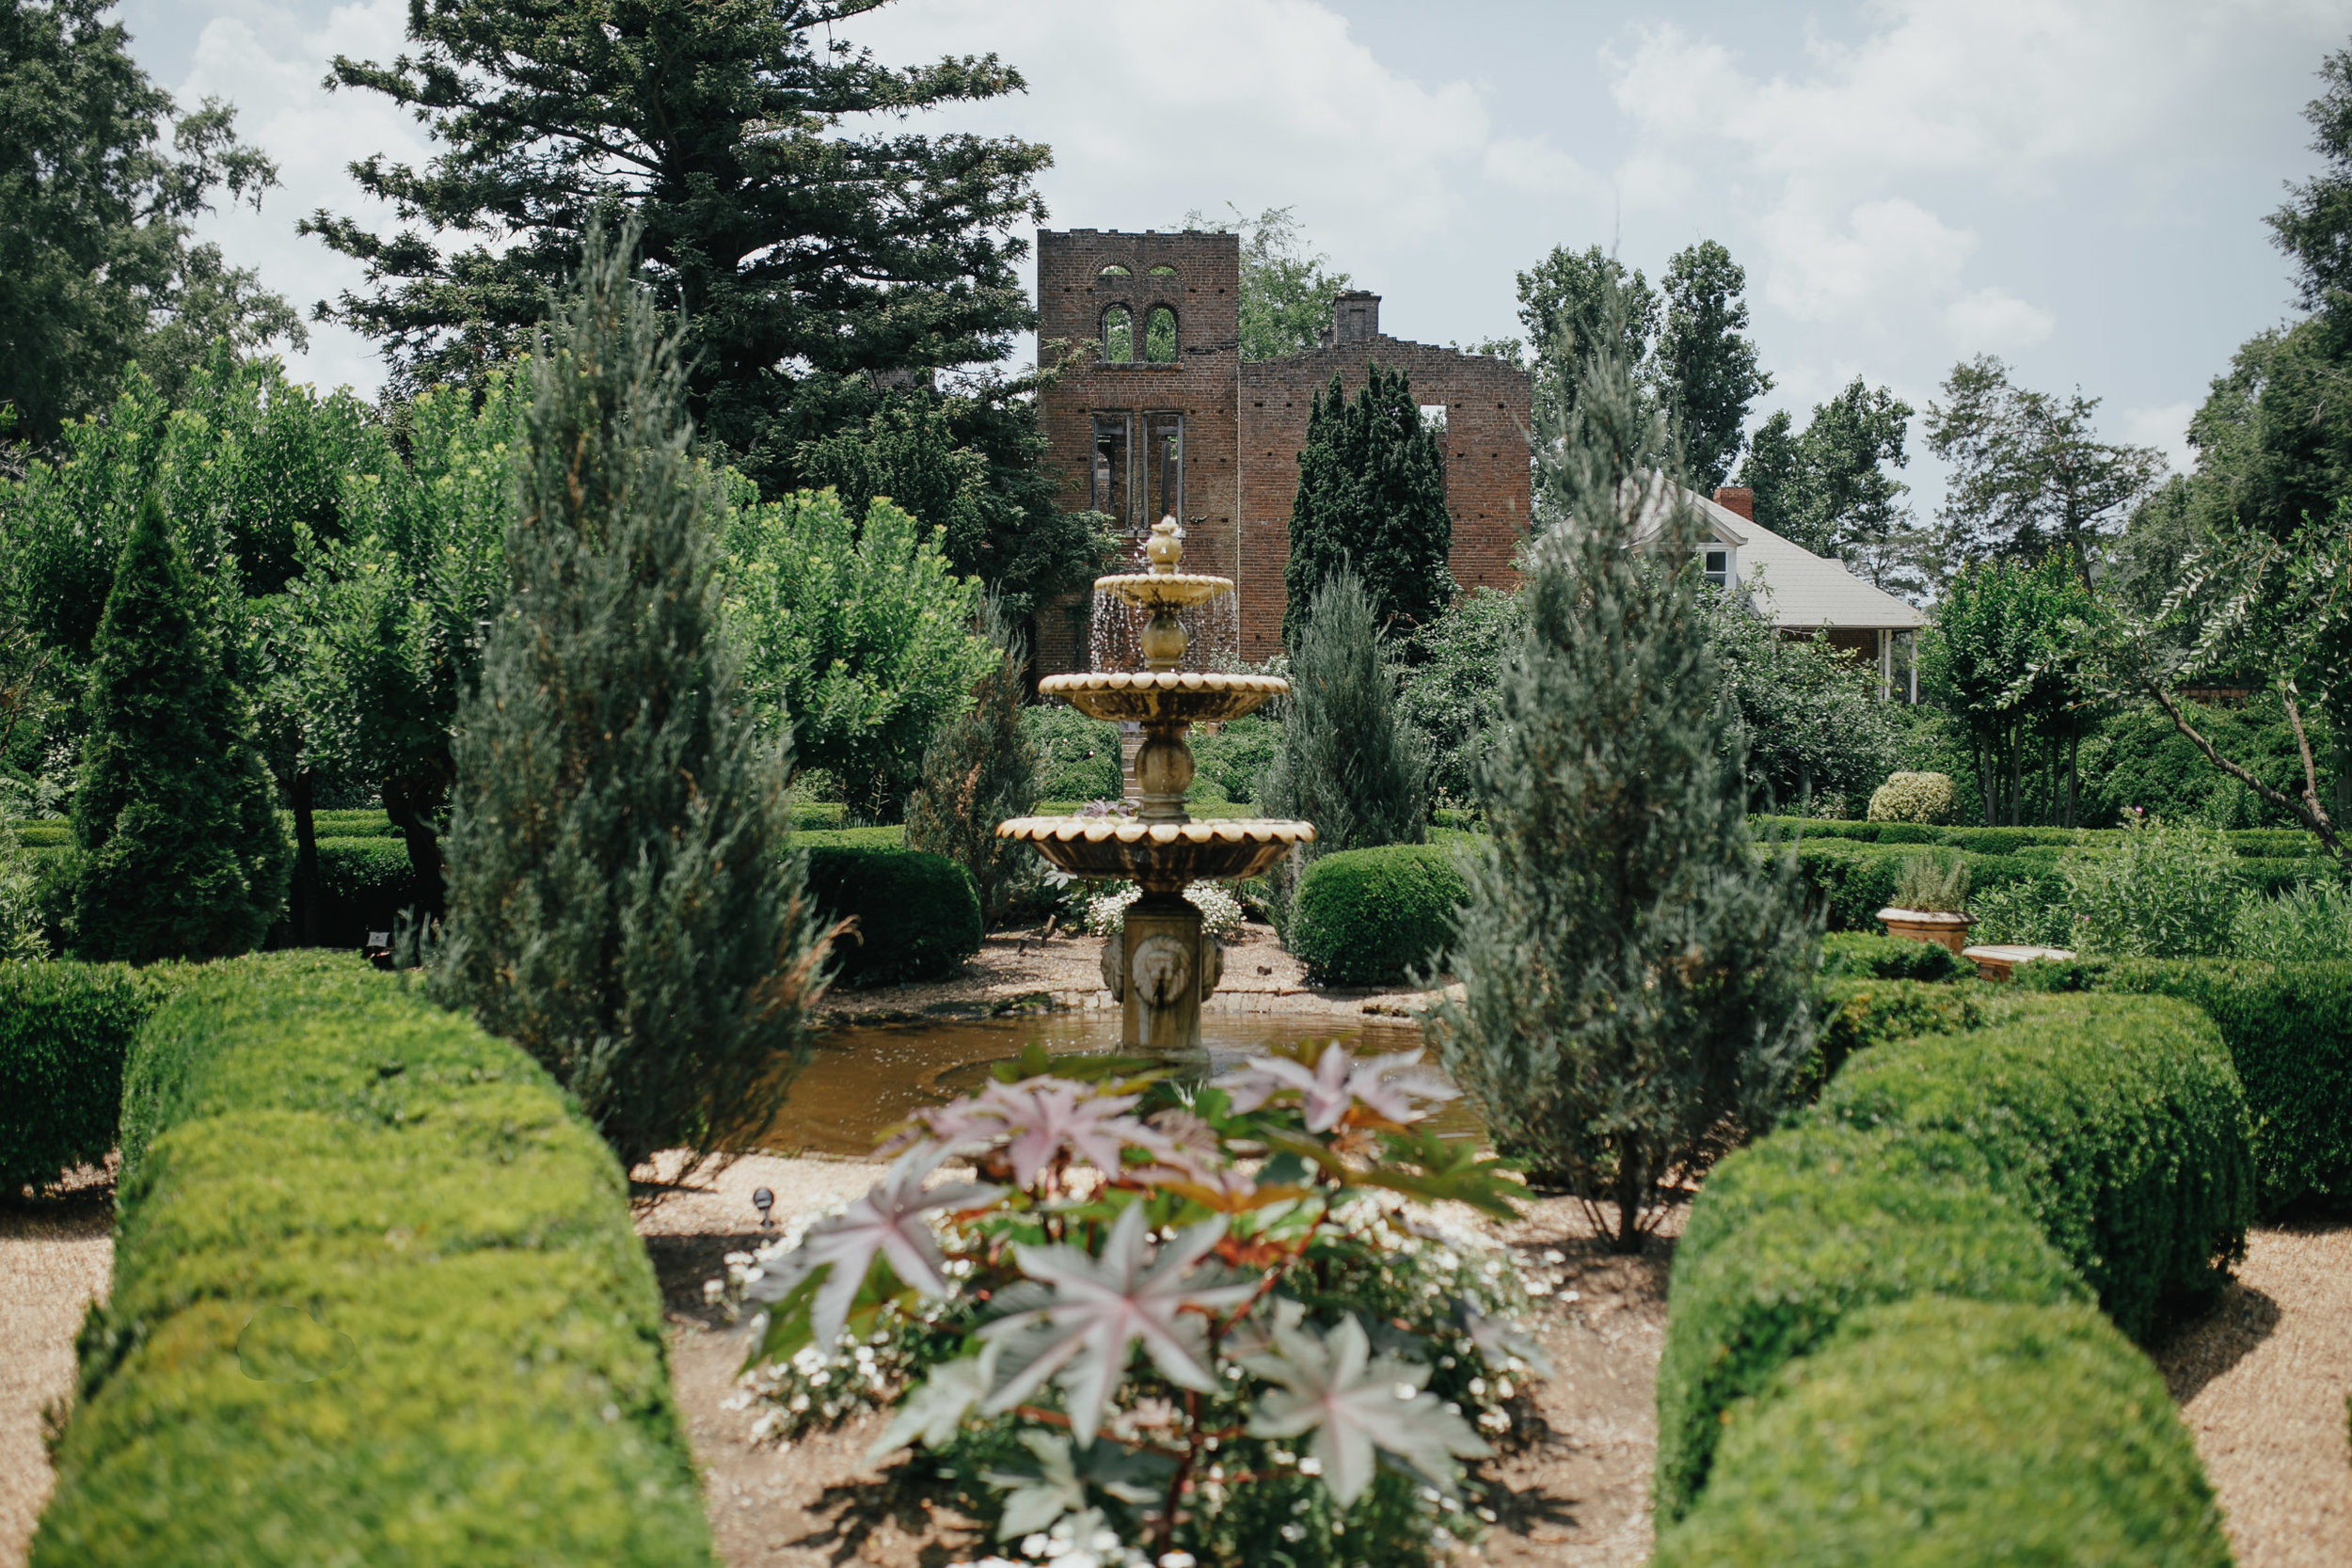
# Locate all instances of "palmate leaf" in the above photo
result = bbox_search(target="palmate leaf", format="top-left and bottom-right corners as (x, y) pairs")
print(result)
(978, 1203), (1257, 1443)
(1243, 1314), (1491, 1507)
(983, 1432), (1175, 1540)
(869, 1346), (996, 1458)
(750, 1251), (914, 1369)
(1356, 1128), (1526, 1221)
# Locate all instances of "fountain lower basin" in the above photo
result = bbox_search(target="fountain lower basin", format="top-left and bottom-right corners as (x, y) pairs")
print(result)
(996, 815), (1313, 891)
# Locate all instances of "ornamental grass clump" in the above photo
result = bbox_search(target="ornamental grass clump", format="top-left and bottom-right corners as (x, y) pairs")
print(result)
(1434, 283), (1818, 1253)
(1890, 850), (1969, 913)
(722, 1039), (1548, 1568)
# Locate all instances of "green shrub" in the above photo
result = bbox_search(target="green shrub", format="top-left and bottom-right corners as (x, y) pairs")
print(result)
(1653, 1297), (2232, 1568)
(2064, 818), (2244, 958)
(1022, 703), (1123, 803)
(1653, 1124), (2086, 1521)
(1787, 840), (1901, 932)
(1287, 843), (1466, 986)
(2237, 854), (2344, 901)
(1813, 993), (2254, 1338)
(1890, 849), (1968, 912)
(905, 611), (1037, 927)
(2233, 880), (2352, 960)
(804, 841), (982, 987)
(1190, 714), (1278, 804)
(0, 963), (180, 1195)
(50, 953), (715, 1566)
(307, 809), (398, 838)
(1812, 976), (2021, 1090)
(1865, 770), (1955, 824)
(1817, 932), (1971, 983)
(2017, 957), (2352, 1210)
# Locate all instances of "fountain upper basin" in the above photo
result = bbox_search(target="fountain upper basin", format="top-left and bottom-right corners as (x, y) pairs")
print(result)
(1094, 571), (1236, 612)
(1038, 670), (1285, 725)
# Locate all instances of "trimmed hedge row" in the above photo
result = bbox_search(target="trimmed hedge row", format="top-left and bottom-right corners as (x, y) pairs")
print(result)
(1757, 816), (2328, 858)
(1812, 993), (2252, 1339)
(1655, 990), (2250, 1546)
(0, 963), (181, 1195)
(1287, 843), (1467, 987)
(1817, 930), (1971, 983)
(40, 952), (715, 1566)
(1654, 1298), (2230, 1567)
(800, 832), (982, 987)
(2019, 957), (2352, 1211)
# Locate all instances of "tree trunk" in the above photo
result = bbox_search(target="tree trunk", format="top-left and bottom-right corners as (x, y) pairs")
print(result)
(381, 777), (447, 918)
(290, 769), (321, 946)
(2066, 728), (2080, 830)
(1611, 1148), (1646, 1255)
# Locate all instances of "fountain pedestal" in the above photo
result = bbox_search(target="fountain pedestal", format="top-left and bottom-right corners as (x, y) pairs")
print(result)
(999, 518), (1313, 1052)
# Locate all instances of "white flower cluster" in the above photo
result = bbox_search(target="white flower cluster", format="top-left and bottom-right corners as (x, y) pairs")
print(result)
(1081, 879), (1245, 940)
(945, 1513), (1159, 1568)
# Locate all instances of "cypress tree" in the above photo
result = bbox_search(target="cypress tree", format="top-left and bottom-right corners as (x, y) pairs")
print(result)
(1262, 566), (1431, 856)
(1283, 365), (1454, 644)
(1434, 284), (1817, 1255)
(906, 599), (1038, 927)
(72, 496), (290, 961)
(435, 226), (830, 1173)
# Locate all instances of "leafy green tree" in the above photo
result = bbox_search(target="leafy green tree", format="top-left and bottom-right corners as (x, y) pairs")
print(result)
(1263, 567), (1430, 862)
(1739, 378), (1919, 594)
(305, 0), (1047, 499)
(1923, 555), (2092, 826)
(1400, 587), (1523, 807)
(1435, 284), (1817, 1253)
(2269, 45), (2352, 313)
(1516, 245), (1658, 430)
(1283, 366), (1454, 643)
(1701, 594), (1903, 815)
(0, 0), (301, 447)
(71, 497), (289, 961)
(722, 487), (992, 821)
(1656, 241), (1770, 491)
(1182, 204), (1356, 360)
(436, 227), (828, 1173)
(907, 600), (1037, 926)
(1925, 356), (2165, 579)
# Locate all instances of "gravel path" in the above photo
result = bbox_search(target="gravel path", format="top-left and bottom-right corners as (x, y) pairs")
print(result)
(2156, 1221), (2352, 1568)
(0, 1169), (113, 1568)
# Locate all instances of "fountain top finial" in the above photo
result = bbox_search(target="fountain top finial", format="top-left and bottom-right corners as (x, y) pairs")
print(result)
(1145, 516), (1183, 576)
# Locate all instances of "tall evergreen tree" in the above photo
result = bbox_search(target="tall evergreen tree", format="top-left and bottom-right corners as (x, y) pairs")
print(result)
(435, 226), (829, 1172)
(0, 0), (301, 447)
(1435, 285), (1817, 1254)
(1283, 366), (1454, 644)
(1262, 567), (1430, 856)
(1656, 240), (1770, 491)
(72, 497), (290, 961)
(906, 599), (1037, 926)
(302, 0), (1047, 498)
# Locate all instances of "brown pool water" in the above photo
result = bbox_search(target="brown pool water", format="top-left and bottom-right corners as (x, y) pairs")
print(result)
(765, 1012), (1458, 1157)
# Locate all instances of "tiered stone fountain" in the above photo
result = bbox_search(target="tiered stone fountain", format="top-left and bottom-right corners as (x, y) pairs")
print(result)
(997, 519), (1313, 1051)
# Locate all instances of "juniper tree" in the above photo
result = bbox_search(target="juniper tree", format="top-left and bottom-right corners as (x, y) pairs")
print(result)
(1434, 288), (1818, 1254)
(72, 496), (290, 961)
(906, 597), (1038, 926)
(435, 227), (829, 1173)
(1283, 367), (1454, 643)
(1263, 566), (1431, 856)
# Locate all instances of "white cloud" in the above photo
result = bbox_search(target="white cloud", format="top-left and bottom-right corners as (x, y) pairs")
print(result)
(2118, 400), (2198, 474)
(1756, 196), (1972, 325)
(1945, 287), (2057, 353)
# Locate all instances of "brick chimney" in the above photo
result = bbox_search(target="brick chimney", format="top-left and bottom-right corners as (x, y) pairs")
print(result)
(1712, 485), (1755, 521)
(1323, 291), (1381, 348)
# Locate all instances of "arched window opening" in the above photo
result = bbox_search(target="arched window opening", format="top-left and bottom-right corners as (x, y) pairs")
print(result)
(1102, 305), (1133, 363)
(1099, 264), (1130, 277)
(1147, 264), (1178, 277)
(1143, 306), (1178, 363)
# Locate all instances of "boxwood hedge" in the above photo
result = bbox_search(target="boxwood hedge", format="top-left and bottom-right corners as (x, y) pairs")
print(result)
(0, 962), (181, 1196)
(801, 833), (982, 987)
(40, 952), (715, 1567)
(1652, 1296), (2231, 1568)
(1817, 930), (1971, 982)
(1286, 843), (1467, 987)
(1653, 1124), (2086, 1520)
(1811, 992), (2254, 1339)
(2017, 957), (2352, 1211)
(1812, 977), (2013, 1085)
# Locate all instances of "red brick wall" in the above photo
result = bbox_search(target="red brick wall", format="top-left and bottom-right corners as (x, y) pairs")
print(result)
(1034, 230), (1532, 673)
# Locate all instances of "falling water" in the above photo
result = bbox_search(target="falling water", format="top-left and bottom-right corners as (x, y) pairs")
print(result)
(1086, 584), (1241, 673)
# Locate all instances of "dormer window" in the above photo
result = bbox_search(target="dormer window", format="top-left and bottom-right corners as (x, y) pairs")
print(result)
(1701, 547), (1732, 588)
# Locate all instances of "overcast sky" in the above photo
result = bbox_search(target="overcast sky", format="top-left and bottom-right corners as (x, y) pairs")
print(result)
(118, 0), (2352, 504)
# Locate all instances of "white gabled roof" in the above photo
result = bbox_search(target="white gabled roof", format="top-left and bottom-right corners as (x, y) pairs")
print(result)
(1679, 486), (1925, 633)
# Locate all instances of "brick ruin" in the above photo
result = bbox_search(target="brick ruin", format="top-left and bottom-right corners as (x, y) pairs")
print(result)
(1032, 228), (1534, 675)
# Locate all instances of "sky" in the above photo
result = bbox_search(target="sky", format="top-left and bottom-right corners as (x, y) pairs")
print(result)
(118, 0), (2352, 506)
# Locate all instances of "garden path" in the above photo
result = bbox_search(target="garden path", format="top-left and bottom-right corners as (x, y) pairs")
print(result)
(0, 1166), (112, 1568)
(637, 1150), (1674, 1568)
(2156, 1221), (2352, 1568)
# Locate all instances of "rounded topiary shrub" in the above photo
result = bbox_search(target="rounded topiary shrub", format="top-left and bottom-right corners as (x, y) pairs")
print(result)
(1867, 771), (1956, 825)
(1288, 843), (1466, 987)
(803, 840), (983, 987)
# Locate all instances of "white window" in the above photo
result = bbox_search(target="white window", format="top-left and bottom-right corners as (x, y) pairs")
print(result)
(1702, 548), (1731, 588)
(1419, 404), (1448, 431)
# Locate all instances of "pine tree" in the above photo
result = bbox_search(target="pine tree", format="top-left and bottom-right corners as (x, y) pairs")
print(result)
(72, 496), (290, 961)
(1283, 366), (1454, 644)
(1262, 567), (1430, 856)
(435, 226), (830, 1173)
(906, 598), (1038, 927)
(1435, 284), (1818, 1255)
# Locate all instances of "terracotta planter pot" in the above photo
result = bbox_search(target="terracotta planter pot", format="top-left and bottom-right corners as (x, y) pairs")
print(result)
(1877, 907), (1975, 955)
